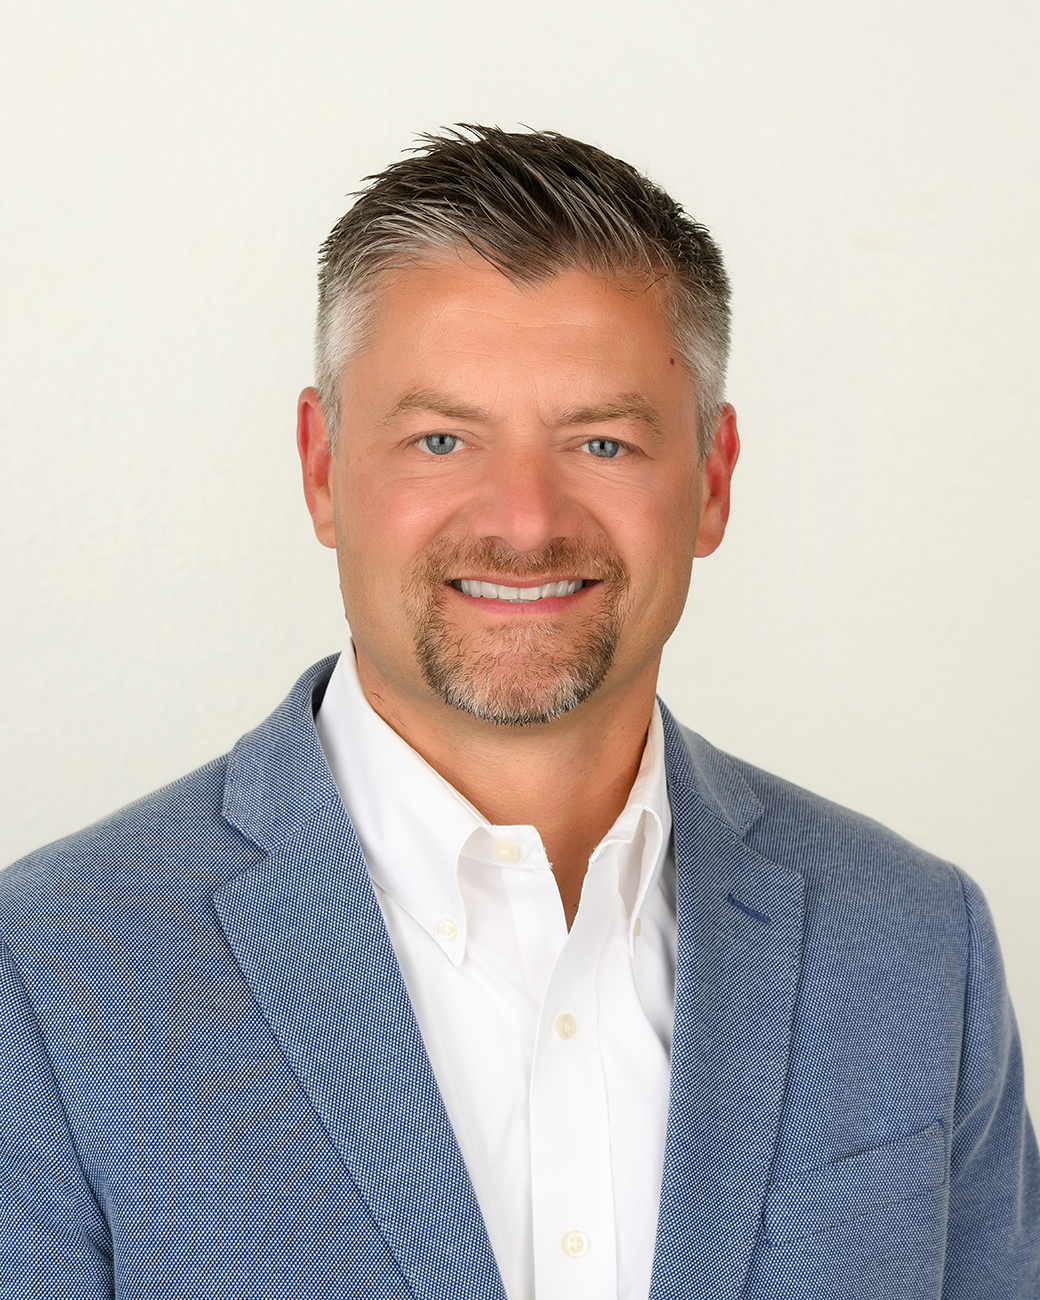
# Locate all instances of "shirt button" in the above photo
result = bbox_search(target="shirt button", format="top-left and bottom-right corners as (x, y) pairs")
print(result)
(561, 1230), (589, 1258)
(436, 918), (458, 940)
(492, 839), (520, 862)
(555, 1012), (577, 1040)
(633, 917), (642, 938)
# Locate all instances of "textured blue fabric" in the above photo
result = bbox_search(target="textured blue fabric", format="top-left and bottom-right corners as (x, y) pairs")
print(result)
(1, 655), (1037, 1298)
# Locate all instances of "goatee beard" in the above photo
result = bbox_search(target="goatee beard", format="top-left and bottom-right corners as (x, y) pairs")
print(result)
(409, 539), (629, 728)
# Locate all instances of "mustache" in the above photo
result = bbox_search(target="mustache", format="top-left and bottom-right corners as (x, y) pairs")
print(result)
(413, 538), (629, 586)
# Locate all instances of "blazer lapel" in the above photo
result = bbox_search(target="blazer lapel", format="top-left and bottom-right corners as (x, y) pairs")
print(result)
(651, 709), (805, 1300)
(214, 659), (506, 1300)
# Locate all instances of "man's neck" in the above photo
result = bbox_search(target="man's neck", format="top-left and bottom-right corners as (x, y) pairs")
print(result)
(354, 649), (660, 927)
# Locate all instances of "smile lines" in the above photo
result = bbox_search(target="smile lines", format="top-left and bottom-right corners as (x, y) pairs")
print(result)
(453, 579), (585, 603)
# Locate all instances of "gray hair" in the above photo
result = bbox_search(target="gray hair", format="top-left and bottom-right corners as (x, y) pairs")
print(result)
(315, 125), (731, 458)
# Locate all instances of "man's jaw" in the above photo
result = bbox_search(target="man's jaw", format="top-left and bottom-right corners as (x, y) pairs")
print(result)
(452, 578), (585, 604)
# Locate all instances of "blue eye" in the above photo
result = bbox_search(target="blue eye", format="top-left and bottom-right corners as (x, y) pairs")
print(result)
(584, 438), (624, 458)
(421, 434), (460, 455)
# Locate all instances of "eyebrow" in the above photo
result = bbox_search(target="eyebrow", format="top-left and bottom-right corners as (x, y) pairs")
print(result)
(383, 389), (492, 424)
(384, 389), (663, 433)
(558, 396), (663, 434)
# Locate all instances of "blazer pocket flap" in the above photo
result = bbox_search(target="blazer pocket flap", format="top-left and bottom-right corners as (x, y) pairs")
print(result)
(763, 1122), (946, 1245)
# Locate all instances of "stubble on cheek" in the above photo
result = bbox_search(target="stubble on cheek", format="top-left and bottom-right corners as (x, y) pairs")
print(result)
(406, 537), (630, 728)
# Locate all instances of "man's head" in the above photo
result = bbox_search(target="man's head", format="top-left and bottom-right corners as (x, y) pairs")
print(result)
(314, 125), (731, 461)
(299, 129), (739, 736)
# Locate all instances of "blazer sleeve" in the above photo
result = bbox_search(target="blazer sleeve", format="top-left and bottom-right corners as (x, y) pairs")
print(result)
(0, 943), (113, 1300)
(943, 871), (1040, 1298)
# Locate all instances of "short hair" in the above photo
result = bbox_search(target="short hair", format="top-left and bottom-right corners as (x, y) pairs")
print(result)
(315, 125), (731, 458)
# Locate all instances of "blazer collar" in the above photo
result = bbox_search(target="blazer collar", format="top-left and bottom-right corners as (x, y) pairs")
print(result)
(658, 700), (765, 838)
(220, 654), (342, 854)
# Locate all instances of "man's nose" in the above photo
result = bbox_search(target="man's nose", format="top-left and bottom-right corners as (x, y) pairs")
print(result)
(468, 444), (582, 555)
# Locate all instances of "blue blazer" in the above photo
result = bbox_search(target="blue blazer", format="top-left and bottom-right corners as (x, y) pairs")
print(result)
(1, 656), (1037, 1299)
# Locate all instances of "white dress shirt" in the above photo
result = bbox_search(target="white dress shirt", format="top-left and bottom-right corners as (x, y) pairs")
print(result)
(316, 644), (677, 1300)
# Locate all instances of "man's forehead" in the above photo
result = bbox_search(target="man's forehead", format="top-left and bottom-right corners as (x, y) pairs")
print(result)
(369, 250), (674, 326)
(348, 258), (681, 373)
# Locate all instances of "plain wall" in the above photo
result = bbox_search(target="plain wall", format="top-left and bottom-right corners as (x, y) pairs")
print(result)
(2, 0), (1038, 1118)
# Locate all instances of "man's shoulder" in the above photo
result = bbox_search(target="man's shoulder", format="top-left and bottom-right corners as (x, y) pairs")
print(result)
(0, 753), (240, 926)
(669, 716), (968, 906)
(0, 655), (341, 931)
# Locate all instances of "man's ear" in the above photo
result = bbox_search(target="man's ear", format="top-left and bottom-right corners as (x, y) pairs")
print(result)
(297, 387), (337, 549)
(693, 404), (740, 558)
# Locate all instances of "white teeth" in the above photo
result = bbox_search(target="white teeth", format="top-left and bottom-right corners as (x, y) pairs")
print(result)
(457, 579), (584, 602)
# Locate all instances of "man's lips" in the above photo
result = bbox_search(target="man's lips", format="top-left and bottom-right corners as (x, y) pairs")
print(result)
(451, 578), (586, 604)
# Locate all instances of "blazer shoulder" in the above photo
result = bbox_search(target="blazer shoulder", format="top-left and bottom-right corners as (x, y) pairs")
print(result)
(1, 656), (342, 931)
(0, 753), (244, 935)
(672, 720), (967, 906)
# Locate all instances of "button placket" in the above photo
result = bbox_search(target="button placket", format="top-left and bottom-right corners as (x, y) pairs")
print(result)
(530, 849), (619, 1298)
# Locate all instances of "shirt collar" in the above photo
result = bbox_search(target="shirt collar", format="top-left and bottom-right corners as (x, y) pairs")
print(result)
(315, 642), (671, 964)
(592, 703), (671, 956)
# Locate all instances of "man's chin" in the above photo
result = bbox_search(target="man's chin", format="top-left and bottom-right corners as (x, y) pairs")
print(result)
(430, 672), (598, 728)
(416, 632), (618, 729)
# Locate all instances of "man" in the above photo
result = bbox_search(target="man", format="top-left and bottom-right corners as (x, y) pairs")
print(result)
(1, 127), (1036, 1300)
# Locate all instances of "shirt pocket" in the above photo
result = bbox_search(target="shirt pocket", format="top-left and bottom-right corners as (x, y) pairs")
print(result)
(762, 1122), (947, 1246)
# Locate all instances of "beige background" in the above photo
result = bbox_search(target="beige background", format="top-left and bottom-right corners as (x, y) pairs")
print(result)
(2, 0), (1038, 1116)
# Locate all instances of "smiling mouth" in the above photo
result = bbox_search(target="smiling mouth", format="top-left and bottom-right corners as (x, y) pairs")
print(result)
(452, 578), (585, 603)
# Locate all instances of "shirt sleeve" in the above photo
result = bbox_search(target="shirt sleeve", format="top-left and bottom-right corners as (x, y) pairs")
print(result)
(943, 870), (1040, 1298)
(0, 942), (113, 1300)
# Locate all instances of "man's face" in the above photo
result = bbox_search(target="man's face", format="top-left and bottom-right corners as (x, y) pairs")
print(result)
(299, 254), (737, 729)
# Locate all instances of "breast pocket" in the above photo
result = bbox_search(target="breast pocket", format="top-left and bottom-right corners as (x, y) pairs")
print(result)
(762, 1122), (947, 1246)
